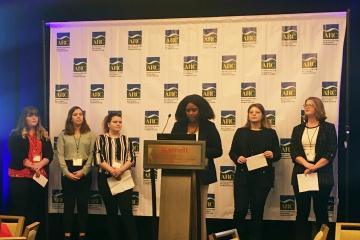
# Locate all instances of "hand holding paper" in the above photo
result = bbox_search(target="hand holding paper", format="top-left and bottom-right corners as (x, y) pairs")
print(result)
(297, 172), (319, 192)
(246, 153), (268, 171)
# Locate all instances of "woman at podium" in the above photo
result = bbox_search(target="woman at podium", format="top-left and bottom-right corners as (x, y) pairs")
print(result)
(229, 103), (281, 240)
(94, 112), (138, 240)
(171, 94), (223, 240)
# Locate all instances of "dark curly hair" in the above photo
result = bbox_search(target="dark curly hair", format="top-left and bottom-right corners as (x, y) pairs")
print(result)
(174, 94), (215, 123)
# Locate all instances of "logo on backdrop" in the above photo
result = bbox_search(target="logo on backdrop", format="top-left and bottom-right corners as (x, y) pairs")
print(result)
(108, 110), (122, 116)
(183, 56), (198, 76)
(55, 84), (69, 103)
(328, 197), (335, 218)
(322, 81), (338, 102)
(242, 27), (257, 47)
(265, 110), (276, 126)
(128, 30), (142, 50)
(129, 137), (140, 153)
(280, 139), (291, 156)
(282, 26), (297, 46)
(56, 32), (70, 51)
(281, 82), (296, 103)
(88, 191), (102, 206)
(241, 82), (256, 103)
(206, 193), (216, 215)
(109, 57), (123, 77)
(222, 55), (237, 75)
(323, 24), (339, 45)
(261, 54), (276, 75)
(143, 168), (158, 184)
(300, 109), (305, 124)
(90, 84), (104, 103)
(53, 137), (58, 151)
(202, 83), (216, 102)
(165, 29), (179, 49)
(146, 57), (160, 76)
(92, 31), (105, 50)
(164, 83), (178, 103)
(132, 191), (139, 206)
(280, 195), (296, 216)
(220, 166), (235, 186)
(73, 58), (87, 77)
(203, 28), (217, 47)
(51, 190), (64, 209)
(127, 84), (141, 103)
(302, 53), (317, 74)
(144, 111), (159, 130)
(221, 111), (236, 131)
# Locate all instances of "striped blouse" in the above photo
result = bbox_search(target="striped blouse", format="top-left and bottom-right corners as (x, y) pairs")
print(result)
(94, 134), (136, 174)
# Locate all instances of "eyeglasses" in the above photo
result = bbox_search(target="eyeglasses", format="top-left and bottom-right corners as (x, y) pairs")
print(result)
(303, 104), (315, 108)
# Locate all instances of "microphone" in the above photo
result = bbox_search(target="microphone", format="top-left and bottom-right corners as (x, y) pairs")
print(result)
(161, 114), (172, 133)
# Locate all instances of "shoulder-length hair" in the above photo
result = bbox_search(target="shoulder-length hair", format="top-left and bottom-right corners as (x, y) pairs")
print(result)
(304, 97), (327, 122)
(14, 106), (48, 139)
(244, 103), (271, 129)
(174, 94), (215, 123)
(103, 112), (122, 133)
(64, 106), (91, 135)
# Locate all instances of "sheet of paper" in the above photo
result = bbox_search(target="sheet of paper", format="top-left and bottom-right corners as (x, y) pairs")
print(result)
(297, 173), (319, 192)
(107, 170), (135, 196)
(246, 153), (268, 171)
(33, 174), (48, 188)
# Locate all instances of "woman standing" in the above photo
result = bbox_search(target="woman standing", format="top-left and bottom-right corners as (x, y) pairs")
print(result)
(8, 106), (53, 239)
(171, 94), (223, 240)
(57, 106), (96, 240)
(291, 97), (337, 240)
(229, 103), (281, 240)
(94, 112), (138, 240)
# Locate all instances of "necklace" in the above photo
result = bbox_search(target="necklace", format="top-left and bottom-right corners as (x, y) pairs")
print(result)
(306, 125), (319, 149)
(187, 125), (198, 134)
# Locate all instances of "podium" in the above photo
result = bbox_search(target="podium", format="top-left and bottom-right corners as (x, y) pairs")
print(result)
(144, 140), (206, 240)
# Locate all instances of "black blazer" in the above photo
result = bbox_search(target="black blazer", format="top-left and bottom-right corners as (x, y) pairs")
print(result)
(290, 121), (337, 187)
(171, 120), (223, 185)
(8, 131), (54, 174)
(229, 127), (281, 187)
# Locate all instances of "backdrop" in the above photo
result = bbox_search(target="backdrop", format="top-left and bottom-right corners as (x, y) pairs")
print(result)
(47, 12), (346, 220)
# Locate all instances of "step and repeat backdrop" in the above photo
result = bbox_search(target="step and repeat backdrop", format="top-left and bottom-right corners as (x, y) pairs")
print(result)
(48, 12), (346, 220)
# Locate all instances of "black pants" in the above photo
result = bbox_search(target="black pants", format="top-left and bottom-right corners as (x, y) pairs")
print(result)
(98, 173), (138, 240)
(9, 177), (47, 240)
(293, 184), (333, 240)
(233, 180), (271, 240)
(61, 171), (91, 234)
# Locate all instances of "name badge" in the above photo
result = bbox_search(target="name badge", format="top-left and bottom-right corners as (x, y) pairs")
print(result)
(73, 158), (83, 166)
(33, 155), (41, 162)
(112, 161), (121, 168)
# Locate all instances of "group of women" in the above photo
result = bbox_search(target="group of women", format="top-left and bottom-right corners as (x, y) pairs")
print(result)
(7, 95), (337, 240)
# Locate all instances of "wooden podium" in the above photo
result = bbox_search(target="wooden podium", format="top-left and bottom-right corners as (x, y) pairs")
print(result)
(144, 140), (206, 240)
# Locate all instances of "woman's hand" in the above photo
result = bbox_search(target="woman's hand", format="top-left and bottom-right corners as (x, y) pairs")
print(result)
(73, 170), (84, 179)
(237, 156), (247, 164)
(66, 172), (80, 181)
(263, 151), (273, 159)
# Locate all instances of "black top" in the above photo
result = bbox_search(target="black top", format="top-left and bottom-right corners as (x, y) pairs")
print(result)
(229, 127), (281, 187)
(171, 120), (223, 185)
(8, 131), (54, 173)
(290, 121), (337, 187)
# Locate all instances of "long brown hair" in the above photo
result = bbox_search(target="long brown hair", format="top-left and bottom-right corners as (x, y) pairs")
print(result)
(14, 106), (48, 139)
(304, 97), (327, 122)
(244, 103), (271, 129)
(64, 106), (91, 135)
